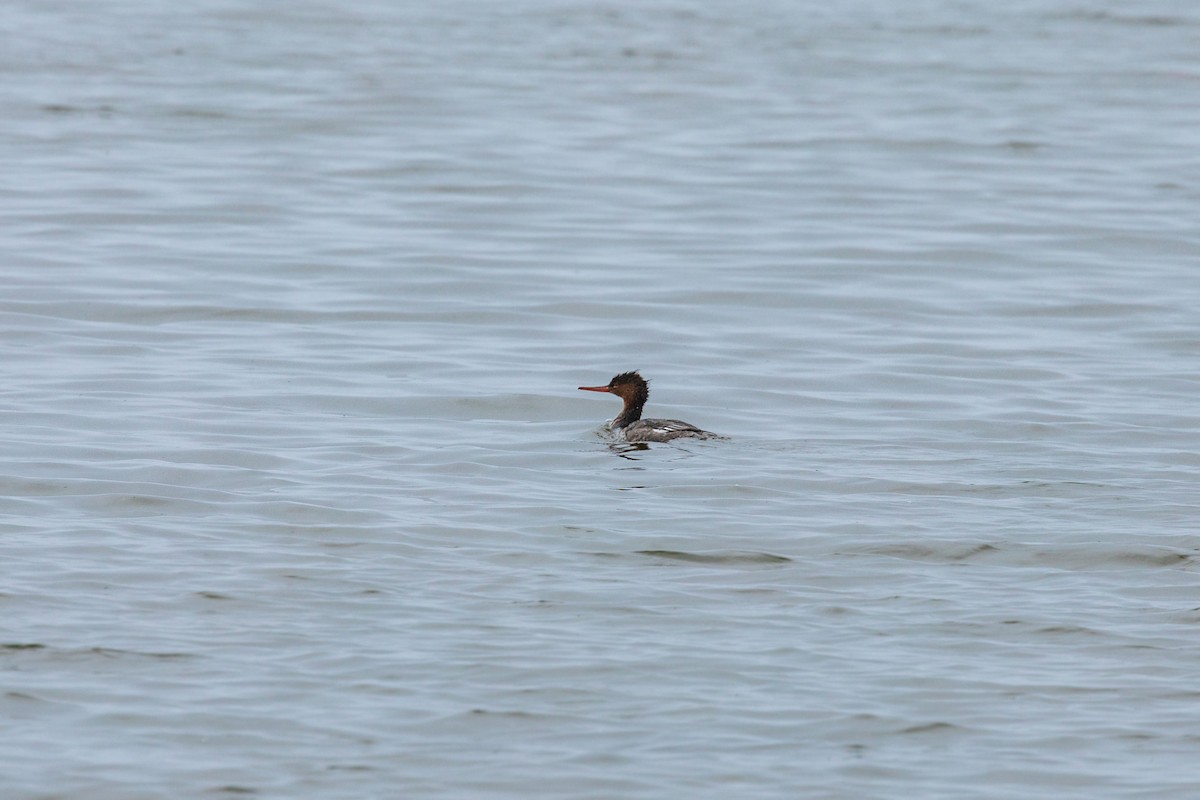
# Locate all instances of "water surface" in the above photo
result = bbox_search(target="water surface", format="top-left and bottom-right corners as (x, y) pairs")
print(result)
(3, 1), (1200, 798)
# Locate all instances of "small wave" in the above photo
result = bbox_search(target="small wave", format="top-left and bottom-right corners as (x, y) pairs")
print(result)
(637, 550), (792, 565)
(858, 541), (1195, 571)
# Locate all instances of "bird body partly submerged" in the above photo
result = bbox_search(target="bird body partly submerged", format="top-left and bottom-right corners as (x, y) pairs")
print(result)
(577, 371), (718, 443)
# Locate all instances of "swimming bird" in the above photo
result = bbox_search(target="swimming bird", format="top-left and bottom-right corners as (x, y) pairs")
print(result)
(577, 371), (718, 443)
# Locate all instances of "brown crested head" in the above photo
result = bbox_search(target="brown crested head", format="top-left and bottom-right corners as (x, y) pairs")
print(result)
(605, 371), (648, 402)
(578, 371), (650, 426)
(578, 370), (649, 404)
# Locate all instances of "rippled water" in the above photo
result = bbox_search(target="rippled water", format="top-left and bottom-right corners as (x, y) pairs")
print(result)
(4, 1), (1200, 798)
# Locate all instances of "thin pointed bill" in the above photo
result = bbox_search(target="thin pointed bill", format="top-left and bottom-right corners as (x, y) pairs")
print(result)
(577, 385), (612, 392)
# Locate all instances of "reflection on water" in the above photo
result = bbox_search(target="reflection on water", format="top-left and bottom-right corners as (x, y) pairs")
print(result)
(610, 441), (652, 459)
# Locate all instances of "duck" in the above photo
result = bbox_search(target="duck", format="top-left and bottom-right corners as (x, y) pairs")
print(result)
(577, 371), (718, 443)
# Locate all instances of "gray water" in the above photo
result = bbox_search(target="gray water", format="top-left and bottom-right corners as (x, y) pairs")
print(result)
(4, 1), (1200, 798)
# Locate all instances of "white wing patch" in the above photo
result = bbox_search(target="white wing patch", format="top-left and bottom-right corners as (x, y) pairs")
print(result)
(649, 421), (697, 436)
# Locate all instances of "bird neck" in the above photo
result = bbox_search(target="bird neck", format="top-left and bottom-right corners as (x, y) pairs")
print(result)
(613, 390), (647, 428)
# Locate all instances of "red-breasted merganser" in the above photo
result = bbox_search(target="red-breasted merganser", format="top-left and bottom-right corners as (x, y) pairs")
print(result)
(578, 371), (718, 443)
